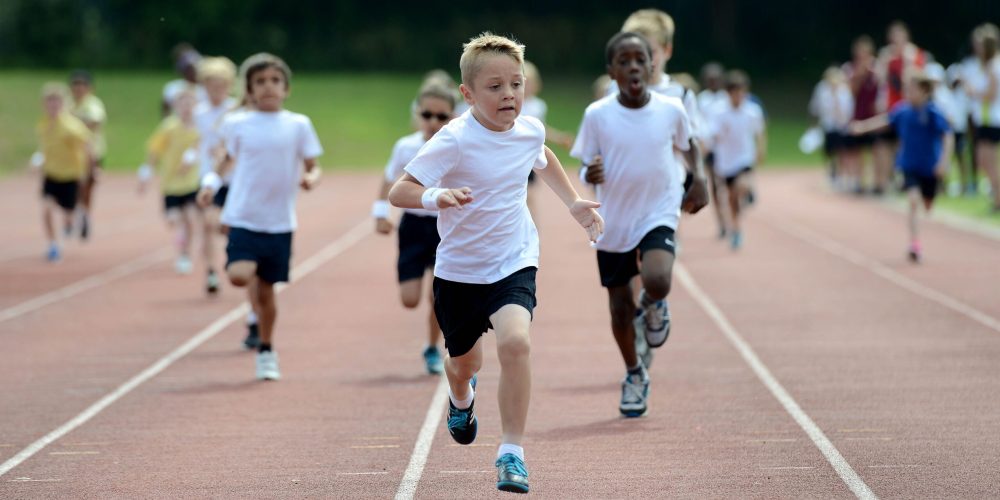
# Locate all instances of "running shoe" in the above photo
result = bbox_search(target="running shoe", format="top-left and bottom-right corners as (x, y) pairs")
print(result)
(79, 214), (90, 241)
(908, 244), (921, 264)
(423, 345), (444, 375)
(206, 270), (220, 295)
(620, 369), (649, 418)
(46, 244), (61, 263)
(730, 231), (743, 250)
(633, 311), (654, 369)
(174, 255), (193, 275)
(639, 299), (671, 348)
(495, 453), (529, 493)
(255, 350), (280, 380)
(447, 375), (478, 445)
(243, 322), (260, 350)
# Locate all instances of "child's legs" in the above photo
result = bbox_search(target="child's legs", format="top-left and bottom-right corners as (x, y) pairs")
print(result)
(427, 285), (441, 347)
(227, 260), (258, 287)
(906, 187), (921, 242)
(252, 279), (277, 346)
(399, 278), (422, 309)
(490, 304), (532, 446)
(639, 248), (674, 301)
(445, 339), (483, 400)
(607, 285), (638, 367)
(727, 182), (743, 233)
(707, 161), (726, 231)
(975, 141), (999, 205)
(41, 198), (57, 242)
(202, 207), (220, 270)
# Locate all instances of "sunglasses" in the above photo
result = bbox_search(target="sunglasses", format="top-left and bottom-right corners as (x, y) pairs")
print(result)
(420, 110), (450, 122)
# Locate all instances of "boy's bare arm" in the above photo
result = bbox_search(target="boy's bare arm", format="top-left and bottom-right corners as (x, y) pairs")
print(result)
(849, 114), (890, 135)
(388, 173), (472, 211)
(196, 153), (233, 207)
(300, 158), (321, 190)
(374, 178), (394, 234)
(755, 128), (768, 165)
(535, 147), (604, 242)
(680, 139), (709, 214)
(937, 132), (955, 176)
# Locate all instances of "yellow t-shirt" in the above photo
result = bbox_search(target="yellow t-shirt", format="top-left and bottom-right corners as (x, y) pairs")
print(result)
(71, 94), (107, 159)
(147, 116), (201, 196)
(36, 113), (92, 182)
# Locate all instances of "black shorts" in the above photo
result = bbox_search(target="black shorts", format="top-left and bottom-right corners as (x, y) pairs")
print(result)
(705, 152), (716, 169)
(226, 227), (293, 284)
(876, 128), (898, 143)
(902, 172), (940, 201)
(42, 177), (79, 211)
(954, 131), (966, 154)
(975, 126), (1000, 144)
(433, 267), (537, 357)
(528, 170), (537, 184)
(397, 213), (440, 282)
(723, 166), (754, 188)
(164, 190), (199, 212)
(596, 226), (676, 288)
(212, 185), (229, 208)
(824, 131), (845, 156)
(843, 132), (876, 150)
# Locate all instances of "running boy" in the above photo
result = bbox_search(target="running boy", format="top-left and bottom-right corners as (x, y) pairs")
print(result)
(197, 53), (323, 380)
(374, 82), (455, 375)
(851, 72), (953, 262)
(703, 70), (766, 250)
(572, 32), (698, 418)
(69, 70), (106, 240)
(139, 89), (204, 275)
(34, 83), (93, 262)
(388, 33), (603, 494)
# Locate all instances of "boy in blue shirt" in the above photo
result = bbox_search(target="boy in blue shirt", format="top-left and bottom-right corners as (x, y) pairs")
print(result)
(851, 72), (953, 262)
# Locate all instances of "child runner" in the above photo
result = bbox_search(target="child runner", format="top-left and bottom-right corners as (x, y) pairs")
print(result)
(34, 83), (93, 262)
(162, 43), (208, 116)
(197, 53), (323, 380)
(842, 36), (880, 195)
(374, 83), (456, 375)
(68, 70), (106, 240)
(703, 70), (766, 250)
(572, 32), (700, 418)
(139, 89), (204, 276)
(194, 56), (239, 294)
(850, 72), (953, 262)
(389, 33), (603, 494)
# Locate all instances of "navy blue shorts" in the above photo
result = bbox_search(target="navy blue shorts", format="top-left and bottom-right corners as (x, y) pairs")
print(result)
(226, 227), (293, 284)
(597, 226), (676, 288)
(212, 185), (229, 208)
(433, 267), (537, 357)
(42, 177), (79, 211)
(397, 213), (439, 282)
(902, 172), (940, 202)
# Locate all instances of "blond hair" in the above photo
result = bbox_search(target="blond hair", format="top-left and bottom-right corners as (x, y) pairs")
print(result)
(198, 56), (237, 83)
(622, 9), (675, 46)
(459, 32), (525, 86)
(417, 82), (457, 111)
(41, 82), (70, 101)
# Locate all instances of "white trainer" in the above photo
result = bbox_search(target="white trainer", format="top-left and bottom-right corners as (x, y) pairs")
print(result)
(256, 351), (281, 380)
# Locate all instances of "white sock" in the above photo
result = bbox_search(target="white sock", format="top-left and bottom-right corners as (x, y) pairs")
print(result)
(247, 311), (258, 325)
(497, 443), (524, 461)
(448, 383), (474, 410)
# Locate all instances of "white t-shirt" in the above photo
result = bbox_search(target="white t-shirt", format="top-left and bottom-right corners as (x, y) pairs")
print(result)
(809, 82), (854, 131)
(162, 79), (208, 108)
(698, 89), (727, 117)
(404, 111), (547, 284)
(194, 98), (238, 181)
(384, 132), (437, 217)
(965, 58), (1000, 127)
(521, 96), (548, 123)
(934, 86), (967, 132)
(704, 99), (765, 177)
(607, 72), (702, 135)
(571, 93), (691, 252)
(220, 110), (324, 233)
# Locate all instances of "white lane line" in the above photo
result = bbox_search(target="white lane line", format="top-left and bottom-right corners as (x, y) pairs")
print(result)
(675, 264), (877, 500)
(771, 220), (1000, 335)
(338, 471), (390, 476)
(0, 220), (370, 478)
(394, 375), (449, 500)
(0, 248), (172, 324)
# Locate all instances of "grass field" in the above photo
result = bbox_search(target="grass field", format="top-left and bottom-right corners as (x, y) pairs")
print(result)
(1, 70), (817, 174)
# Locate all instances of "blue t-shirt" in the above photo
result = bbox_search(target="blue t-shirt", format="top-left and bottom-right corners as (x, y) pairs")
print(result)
(889, 102), (950, 177)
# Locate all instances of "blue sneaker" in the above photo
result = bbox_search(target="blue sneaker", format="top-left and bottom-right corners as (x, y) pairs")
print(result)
(423, 346), (444, 375)
(640, 299), (671, 348)
(447, 375), (477, 445)
(620, 369), (649, 418)
(496, 453), (529, 493)
(46, 244), (61, 262)
(633, 310), (654, 369)
(731, 231), (743, 250)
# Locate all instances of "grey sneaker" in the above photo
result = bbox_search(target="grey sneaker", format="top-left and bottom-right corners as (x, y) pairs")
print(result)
(641, 299), (671, 348)
(255, 350), (280, 380)
(619, 369), (649, 418)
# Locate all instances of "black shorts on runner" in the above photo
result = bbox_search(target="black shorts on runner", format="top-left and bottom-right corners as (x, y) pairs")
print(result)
(42, 177), (79, 211)
(163, 190), (199, 212)
(902, 172), (940, 202)
(226, 227), (293, 284)
(397, 213), (440, 282)
(975, 126), (1000, 144)
(433, 267), (537, 357)
(212, 185), (229, 208)
(596, 226), (676, 288)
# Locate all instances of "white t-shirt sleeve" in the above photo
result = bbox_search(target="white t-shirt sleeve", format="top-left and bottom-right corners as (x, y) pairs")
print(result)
(223, 117), (240, 158)
(383, 139), (406, 182)
(751, 104), (766, 135)
(298, 117), (323, 159)
(570, 108), (598, 163)
(682, 89), (702, 137)
(404, 129), (459, 188)
(671, 101), (692, 151)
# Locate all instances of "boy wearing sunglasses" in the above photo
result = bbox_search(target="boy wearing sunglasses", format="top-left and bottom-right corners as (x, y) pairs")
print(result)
(373, 82), (456, 375)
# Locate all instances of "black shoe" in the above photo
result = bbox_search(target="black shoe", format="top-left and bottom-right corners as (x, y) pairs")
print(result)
(496, 453), (529, 493)
(80, 215), (89, 241)
(447, 376), (477, 445)
(242, 323), (260, 350)
(206, 271), (220, 295)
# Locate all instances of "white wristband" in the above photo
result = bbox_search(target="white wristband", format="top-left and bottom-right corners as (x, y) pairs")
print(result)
(181, 148), (198, 166)
(30, 152), (45, 169)
(201, 171), (223, 193)
(372, 200), (390, 219)
(137, 163), (154, 182)
(421, 188), (447, 211)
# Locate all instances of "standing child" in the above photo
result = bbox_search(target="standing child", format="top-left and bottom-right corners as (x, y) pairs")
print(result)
(197, 53), (323, 380)
(704, 70), (766, 250)
(572, 32), (700, 418)
(809, 66), (854, 191)
(68, 70), (106, 240)
(389, 33), (602, 493)
(139, 89), (204, 275)
(850, 72), (953, 262)
(374, 83), (455, 375)
(194, 56), (239, 294)
(34, 83), (93, 262)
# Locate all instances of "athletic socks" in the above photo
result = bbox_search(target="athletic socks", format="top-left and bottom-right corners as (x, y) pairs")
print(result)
(627, 363), (648, 380)
(448, 383), (475, 410)
(258, 343), (272, 353)
(247, 311), (258, 325)
(497, 443), (525, 461)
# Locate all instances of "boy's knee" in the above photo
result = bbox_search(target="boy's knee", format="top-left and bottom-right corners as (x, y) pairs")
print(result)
(497, 332), (530, 363)
(644, 272), (672, 299)
(227, 262), (256, 287)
